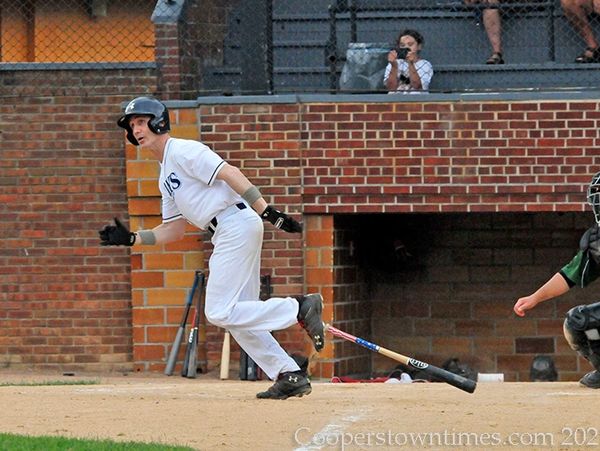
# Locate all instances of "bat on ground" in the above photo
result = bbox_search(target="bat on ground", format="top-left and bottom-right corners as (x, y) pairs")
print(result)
(164, 270), (202, 376)
(184, 271), (205, 378)
(325, 324), (476, 394)
(220, 331), (231, 380)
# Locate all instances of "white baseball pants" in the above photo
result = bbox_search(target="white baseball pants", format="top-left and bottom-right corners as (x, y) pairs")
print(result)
(204, 205), (302, 379)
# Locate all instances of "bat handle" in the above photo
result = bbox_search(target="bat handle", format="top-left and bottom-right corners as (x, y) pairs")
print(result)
(220, 331), (230, 380)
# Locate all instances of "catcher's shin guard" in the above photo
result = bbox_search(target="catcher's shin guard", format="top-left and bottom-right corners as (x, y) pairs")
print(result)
(564, 301), (600, 370)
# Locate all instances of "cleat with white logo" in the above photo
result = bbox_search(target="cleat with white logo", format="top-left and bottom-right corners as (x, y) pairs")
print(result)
(256, 371), (312, 400)
(297, 293), (325, 352)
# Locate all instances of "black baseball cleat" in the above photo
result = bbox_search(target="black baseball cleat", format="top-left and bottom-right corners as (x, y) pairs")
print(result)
(297, 293), (325, 352)
(256, 371), (312, 400)
(579, 370), (600, 388)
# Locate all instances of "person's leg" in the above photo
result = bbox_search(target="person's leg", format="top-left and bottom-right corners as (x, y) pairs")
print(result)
(564, 303), (600, 388)
(230, 329), (301, 379)
(220, 233), (301, 380)
(204, 211), (299, 332)
(227, 216), (311, 399)
(204, 208), (320, 398)
(562, 0), (600, 61)
(205, 209), (325, 351)
(483, 1), (502, 64)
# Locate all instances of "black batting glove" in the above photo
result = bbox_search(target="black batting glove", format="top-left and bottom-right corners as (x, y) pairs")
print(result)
(261, 205), (302, 233)
(580, 223), (600, 264)
(99, 218), (136, 246)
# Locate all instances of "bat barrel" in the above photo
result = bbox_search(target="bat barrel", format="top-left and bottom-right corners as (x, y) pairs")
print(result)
(423, 363), (477, 393)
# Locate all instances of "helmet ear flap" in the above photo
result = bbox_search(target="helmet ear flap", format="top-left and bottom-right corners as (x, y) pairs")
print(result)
(148, 108), (170, 135)
(126, 129), (139, 146)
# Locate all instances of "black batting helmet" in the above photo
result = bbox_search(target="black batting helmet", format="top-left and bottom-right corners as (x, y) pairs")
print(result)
(117, 96), (170, 145)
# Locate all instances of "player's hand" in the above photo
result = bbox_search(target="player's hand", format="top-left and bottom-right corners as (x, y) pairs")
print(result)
(513, 295), (538, 317)
(261, 206), (302, 233)
(99, 218), (136, 246)
(580, 224), (600, 263)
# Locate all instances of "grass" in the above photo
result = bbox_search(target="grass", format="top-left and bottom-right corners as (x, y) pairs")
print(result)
(0, 433), (195, 450)
(0, 379), (99, 387)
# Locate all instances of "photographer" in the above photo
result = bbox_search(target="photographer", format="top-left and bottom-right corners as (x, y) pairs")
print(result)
(384, 29), (433, 94)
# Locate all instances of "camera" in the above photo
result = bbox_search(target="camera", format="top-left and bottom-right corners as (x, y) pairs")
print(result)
(393, 47), (410, 59)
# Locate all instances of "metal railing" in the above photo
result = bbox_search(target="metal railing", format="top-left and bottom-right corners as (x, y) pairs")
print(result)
(326, 1), (558, 91)
(2, 0), (600, 96)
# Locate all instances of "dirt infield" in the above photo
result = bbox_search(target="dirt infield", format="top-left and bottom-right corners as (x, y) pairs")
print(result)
(1, 370), (599, 450)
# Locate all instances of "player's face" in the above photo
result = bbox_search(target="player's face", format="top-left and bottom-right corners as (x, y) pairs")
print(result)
(129, 115), (156, 147)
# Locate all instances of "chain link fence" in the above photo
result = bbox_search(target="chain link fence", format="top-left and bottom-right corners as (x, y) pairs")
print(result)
(0, 0), (156, 64)
(2, 0), (600, 96)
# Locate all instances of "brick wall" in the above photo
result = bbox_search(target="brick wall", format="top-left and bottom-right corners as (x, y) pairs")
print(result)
(5, 91), (600, 380)
(146, 98), (597, 380)
(0, 68), (156, 372)
(300, 101), (597, 213)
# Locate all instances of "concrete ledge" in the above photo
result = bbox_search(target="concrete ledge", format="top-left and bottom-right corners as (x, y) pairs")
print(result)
(176, 89), (600, 108)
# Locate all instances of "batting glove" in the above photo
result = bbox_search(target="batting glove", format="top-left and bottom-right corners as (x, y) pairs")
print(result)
(580, 223), (600, 264)
(261, 205), (302, 233)
(99, 218), (136, 246)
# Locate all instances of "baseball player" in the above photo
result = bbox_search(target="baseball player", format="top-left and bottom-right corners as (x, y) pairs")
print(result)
(514, 171), (600, 388)
(99, 97), (325, 399)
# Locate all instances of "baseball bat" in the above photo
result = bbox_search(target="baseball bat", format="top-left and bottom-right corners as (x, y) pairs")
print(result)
(325, 324), (476, 394)
(181, 309), (197, 377)
(185, 272), (205, 378)
(220, 331), (230, 380)
(164, 271), (202, 376)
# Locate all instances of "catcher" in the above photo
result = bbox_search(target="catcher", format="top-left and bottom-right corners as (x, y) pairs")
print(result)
(514, 171), (600, 388)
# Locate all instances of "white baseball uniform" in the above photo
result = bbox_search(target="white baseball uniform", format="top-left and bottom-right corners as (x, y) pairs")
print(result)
(159, 137), (301, 379)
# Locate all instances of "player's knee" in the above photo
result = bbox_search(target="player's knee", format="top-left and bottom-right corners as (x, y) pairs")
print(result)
(204, 305), (231, 328)
(564, 302), (600, 352)
(566, 301), (600, 331)
(563, 317), (586, 353)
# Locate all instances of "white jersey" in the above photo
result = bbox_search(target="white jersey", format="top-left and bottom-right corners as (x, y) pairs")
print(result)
(159, 137), (243, 228)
